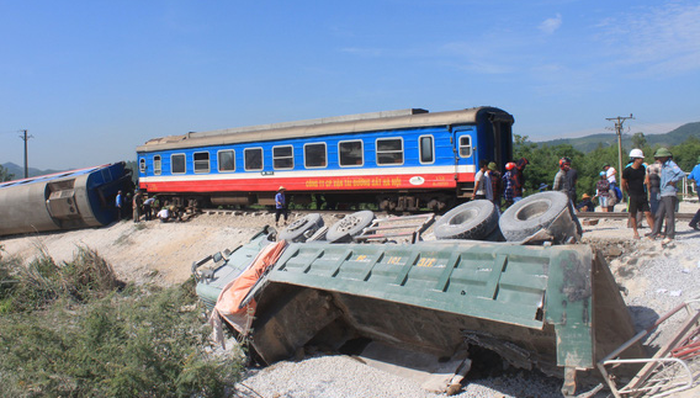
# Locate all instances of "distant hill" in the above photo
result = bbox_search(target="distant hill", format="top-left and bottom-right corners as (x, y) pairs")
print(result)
(1, 162), (64, 180)
(537, 122), (700, 152)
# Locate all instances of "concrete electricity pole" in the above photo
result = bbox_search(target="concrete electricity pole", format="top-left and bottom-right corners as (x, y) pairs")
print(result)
(19, 129), (33, 178)
(605, 114), (634, 179)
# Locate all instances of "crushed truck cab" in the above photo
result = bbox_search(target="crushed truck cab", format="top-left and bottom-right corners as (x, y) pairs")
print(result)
(202, 234), (643, 395)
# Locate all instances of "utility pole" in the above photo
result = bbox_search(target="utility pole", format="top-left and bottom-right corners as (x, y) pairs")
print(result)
(605, 114), (634, 181)
(19, 129), (33, 178)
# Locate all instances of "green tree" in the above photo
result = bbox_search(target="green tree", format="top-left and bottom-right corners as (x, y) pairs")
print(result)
(0, 165), (14, 182)
(631, 132), (647, 149)
(670, 136), (700, 171)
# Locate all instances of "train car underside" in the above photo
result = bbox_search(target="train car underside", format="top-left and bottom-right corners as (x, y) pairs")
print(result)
(156, 185), (474, 213)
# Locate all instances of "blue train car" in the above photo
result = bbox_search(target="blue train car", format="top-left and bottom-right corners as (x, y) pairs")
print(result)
(0, 162), (133, 237)
(136, 107), (513, 211)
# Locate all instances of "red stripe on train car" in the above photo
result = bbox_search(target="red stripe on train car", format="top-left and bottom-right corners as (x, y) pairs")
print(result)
(140, 172), (469, 193)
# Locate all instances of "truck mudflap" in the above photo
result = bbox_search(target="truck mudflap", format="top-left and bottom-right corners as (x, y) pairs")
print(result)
(247, 240), (644, 393)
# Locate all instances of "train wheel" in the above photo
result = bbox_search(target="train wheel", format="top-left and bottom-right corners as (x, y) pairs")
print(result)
(278, 213), (324, 242)
(326, 210), (375, 242)
(434, 200), (498, 240)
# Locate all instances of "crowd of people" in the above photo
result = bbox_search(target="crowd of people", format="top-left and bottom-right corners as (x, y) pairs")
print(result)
(554, 148), (700, 243)
(114, 190), (180, 223)
(470, 148), (700, 243)
(472, 157), (529, 210)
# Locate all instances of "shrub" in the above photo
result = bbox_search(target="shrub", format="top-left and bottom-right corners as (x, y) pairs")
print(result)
(0, 249), (244, 397)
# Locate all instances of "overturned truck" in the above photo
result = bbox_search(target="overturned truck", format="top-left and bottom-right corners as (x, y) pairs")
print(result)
(199, 232), (644, 396)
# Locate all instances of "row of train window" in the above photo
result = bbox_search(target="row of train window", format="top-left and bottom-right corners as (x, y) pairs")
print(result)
(140, 135), (473, 175)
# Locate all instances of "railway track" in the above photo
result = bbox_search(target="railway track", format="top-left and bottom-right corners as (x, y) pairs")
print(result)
(577, 211), (695, 220)
(200, 208), (697, 220)
(202, 209), (695, 220)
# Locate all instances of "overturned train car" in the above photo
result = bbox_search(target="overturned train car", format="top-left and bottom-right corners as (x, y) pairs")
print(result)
(0, 162), (133, 237)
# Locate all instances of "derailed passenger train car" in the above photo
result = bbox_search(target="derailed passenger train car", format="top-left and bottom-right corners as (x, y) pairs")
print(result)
(0, 162), (133, 237)
(136, 107), (514, 211)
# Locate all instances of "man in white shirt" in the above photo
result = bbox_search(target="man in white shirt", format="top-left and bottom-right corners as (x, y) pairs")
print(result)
(603, 163), (617, 187)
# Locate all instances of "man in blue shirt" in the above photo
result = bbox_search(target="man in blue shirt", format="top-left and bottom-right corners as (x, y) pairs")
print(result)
(648, 148), (685, 244)
(688, 155), (700, 231)
(115, 190), (124, 220)
(275, 186), (288, 227)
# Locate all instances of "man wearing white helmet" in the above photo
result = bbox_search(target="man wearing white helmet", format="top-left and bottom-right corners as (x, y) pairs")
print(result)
(622, 149), (654, 239)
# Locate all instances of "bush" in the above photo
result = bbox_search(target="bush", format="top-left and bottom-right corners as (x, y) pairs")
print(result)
(0, 248), (244, 397)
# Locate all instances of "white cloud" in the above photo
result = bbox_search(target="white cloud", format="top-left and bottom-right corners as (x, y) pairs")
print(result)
(539, 14), (562, 35)
(596, 1), (700, 75)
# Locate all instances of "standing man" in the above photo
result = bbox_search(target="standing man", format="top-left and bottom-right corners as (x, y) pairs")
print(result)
(688, 155), (700, 231)
(513, 158), (529, 202)
(603, 163), (617, 188)
(646, 155), (662, 216)
(487, 162), (502, 209)
(621, 149), (655, 239)
(564, 158), (578, 205)
(115, 190), (124, 220)
(472, 160), (492, 201)
(648, 148), (685, 244)
(502, 162), (516, 208)
(132, 190), (143, 223)
(275, 186), (288, 227)
(553, 158), (570, 196)
(595, 172), (612, 212)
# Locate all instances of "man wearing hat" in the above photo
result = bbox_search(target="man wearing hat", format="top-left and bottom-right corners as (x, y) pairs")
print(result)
(687, 155), (700, 231)
(648, 148), (685, 244)
(622, 149), (654, 239)
(275, 186), (288, 227)
(576, 193), (595, 212)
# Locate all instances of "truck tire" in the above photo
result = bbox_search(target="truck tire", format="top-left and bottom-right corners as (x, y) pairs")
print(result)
(326, 210), (375, 242)
(499, 191), (569, 242)
(434, 200), (498, 240)
(278, 213), (324, 242)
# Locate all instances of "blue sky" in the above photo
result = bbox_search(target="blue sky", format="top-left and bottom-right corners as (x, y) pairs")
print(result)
(1, 0), (699, 170)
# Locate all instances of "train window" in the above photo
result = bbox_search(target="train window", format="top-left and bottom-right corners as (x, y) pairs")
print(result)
(339, 140), (364, 167)
(376, 138), (403, 165)
(304, 143), (327, 168)
(244, 148), (263, 171)
(218, 150), (235, 172)
(139, 158), (146, 173)
(419, 135), (434, 164)
(171, 154), (186, 174)
(459, 136), (473, 158)
(273, 145), (294, 170)
(154, 155), (162, 175)
(194, 152), (210, 174)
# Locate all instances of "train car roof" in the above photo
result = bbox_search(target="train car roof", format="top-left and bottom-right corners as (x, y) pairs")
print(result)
(136, 106), (513, 153)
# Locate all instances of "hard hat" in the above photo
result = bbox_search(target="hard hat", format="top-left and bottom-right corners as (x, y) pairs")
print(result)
(629, 149), (644, 159)
(505, 162), (516, 170)
(654, 148), (672, 158)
